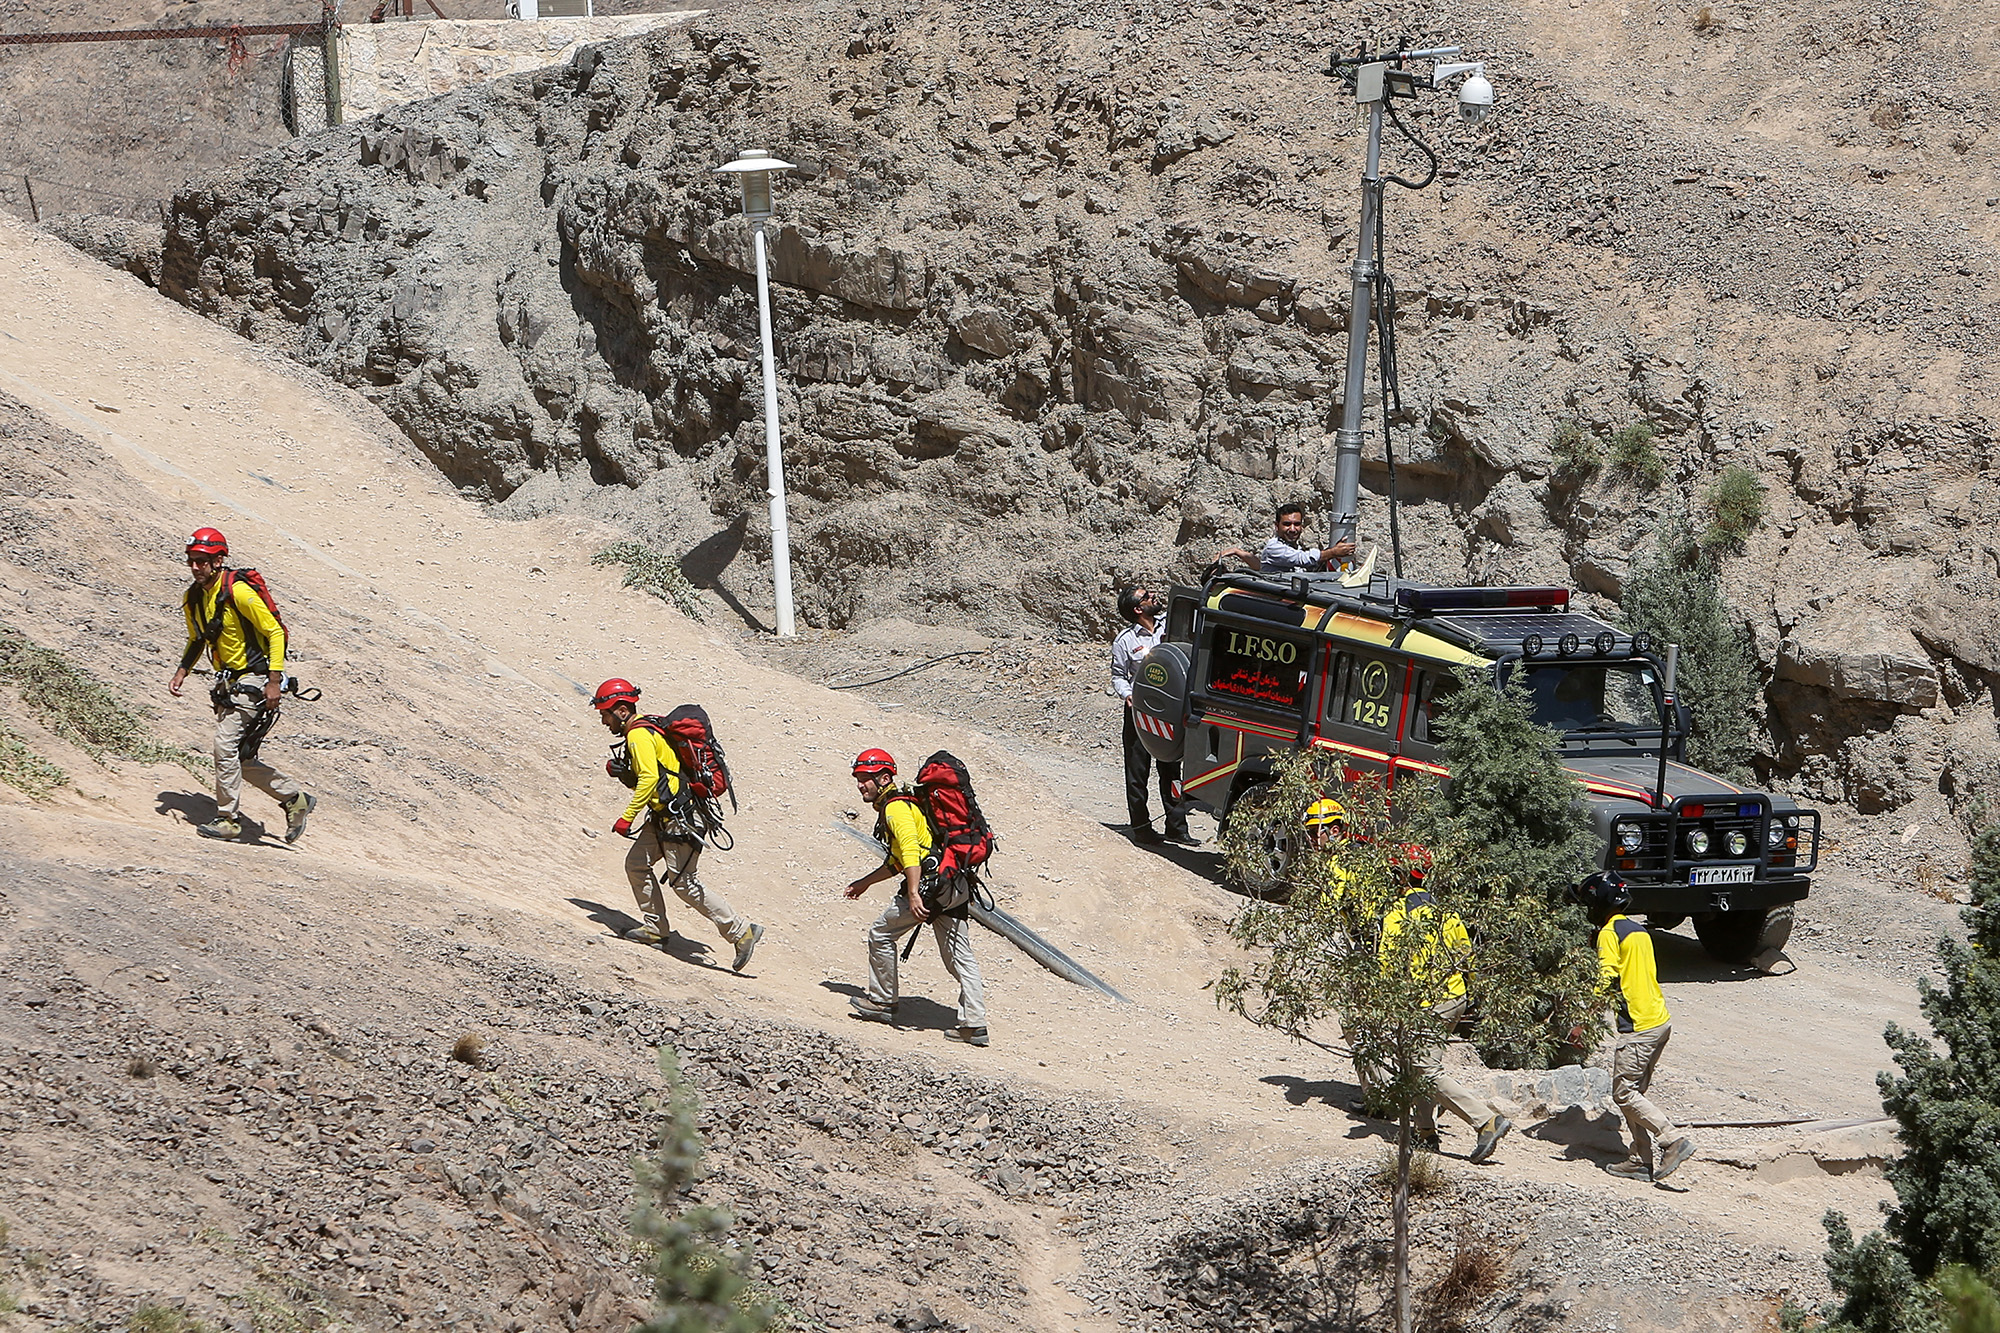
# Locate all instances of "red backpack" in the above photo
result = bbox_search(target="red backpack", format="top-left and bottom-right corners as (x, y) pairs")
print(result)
(913, 750), (994, 878)
(659, 704), (735, 811)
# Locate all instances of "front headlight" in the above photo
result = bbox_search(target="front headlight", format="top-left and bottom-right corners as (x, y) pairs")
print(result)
(1617, 824), (1643, 853)
(1686, 828), (1711, 856)
(1766, 823), (1786, 849)
(1726, 830), (1750, 857)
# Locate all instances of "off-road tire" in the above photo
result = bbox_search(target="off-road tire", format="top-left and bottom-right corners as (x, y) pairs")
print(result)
(1693, 904), (1794, 964)
(1219, 784), (1294, 900)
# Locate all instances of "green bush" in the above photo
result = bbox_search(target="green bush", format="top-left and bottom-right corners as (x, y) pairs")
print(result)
(1550, 421), (1603, 487)
(0, 719), (69, 799)
(1608, 421), (1667, 489)
(1817, 823), (2000, 1333)
(127, 1307), (215, 1333)
(0, 622), (202, 774)
(1617, 522), (1760, 780)
(1703, 465), (1767, 553)
(593, 542), (706, 624)
(631, 1047), (775, 1333)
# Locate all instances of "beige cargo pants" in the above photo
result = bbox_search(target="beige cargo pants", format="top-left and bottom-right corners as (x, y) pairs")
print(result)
(624, 822), (749, 946)
(866, 890), (987, 1028)
(212, 679), (302, 820)
(1612, 1021), (1680, 1166)
(1352, 995), (1495, 1133)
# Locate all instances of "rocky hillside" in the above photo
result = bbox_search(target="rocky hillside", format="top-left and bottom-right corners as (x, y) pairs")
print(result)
(126, 0), (1999, 835)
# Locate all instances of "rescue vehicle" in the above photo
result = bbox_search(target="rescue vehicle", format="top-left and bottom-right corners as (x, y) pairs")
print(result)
(1128, 569), (1819, 964)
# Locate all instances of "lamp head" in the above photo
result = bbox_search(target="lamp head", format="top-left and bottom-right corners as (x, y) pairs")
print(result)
(714, 148), (797, 222)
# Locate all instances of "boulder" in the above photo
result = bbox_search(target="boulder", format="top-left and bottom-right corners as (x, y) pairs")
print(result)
(1777, 604), (1939, 709)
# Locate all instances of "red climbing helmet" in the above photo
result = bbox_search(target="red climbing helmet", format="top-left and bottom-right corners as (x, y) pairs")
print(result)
(185, 527), (229, 557)
(851, 748), (896, 779)
(1393, 842), (1434, 884)
(590, 678), (641, 712)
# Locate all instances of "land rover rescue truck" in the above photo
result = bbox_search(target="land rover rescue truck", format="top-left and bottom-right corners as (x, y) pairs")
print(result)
(1128, 570), (1820, 965)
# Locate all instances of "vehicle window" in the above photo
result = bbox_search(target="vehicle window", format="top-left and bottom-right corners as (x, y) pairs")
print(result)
(1166, 593), (1197, 645)
(1203, 622), (1313, 712)
(1410, 672), (1462, 744)
(1520, 663), (1660, 732)
(1335, 652), (1402, 736)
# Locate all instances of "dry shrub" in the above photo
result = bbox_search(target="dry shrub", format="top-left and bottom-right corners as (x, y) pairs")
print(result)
(126, 1054), (159, 1079)
(1417, 1238), (1506, 1332)
(451, 1032), (487, 1067)
(1693, 4), (1721, 33)
(1368, 1146), (1449, 1197)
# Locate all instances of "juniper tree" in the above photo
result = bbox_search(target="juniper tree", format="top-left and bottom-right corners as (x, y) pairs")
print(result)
(631, 1047), (775, 1333)
(1818, 823), (2000, 1333)
(1617, 519), (1760, 781)
(1216, 669), (1601, 1333)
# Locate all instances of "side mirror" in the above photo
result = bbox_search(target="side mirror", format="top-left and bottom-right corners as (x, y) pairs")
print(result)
(1675, 702), (1693, 735)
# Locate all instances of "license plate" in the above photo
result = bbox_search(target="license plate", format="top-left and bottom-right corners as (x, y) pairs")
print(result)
(1689, 865), (1757, 886)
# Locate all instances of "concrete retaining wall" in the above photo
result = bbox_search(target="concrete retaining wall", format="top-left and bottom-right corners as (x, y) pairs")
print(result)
(333, 15), (703, 123)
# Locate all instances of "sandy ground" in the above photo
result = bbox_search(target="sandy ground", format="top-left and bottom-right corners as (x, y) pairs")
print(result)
(0, 209), (1957, 1328)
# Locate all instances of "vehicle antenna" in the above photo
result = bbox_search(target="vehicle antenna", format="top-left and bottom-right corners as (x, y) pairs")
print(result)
(1654, 642), (1679, 808)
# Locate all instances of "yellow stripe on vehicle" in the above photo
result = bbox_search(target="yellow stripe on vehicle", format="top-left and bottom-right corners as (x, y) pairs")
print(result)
(1209, 716), (1294, 742)
(1184, 759), (1240, 791)
(1309, 736), (1391, 764)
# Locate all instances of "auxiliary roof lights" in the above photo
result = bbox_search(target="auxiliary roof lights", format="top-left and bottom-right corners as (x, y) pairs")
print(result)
(1594, 631), (1617, 656)
(1631, 631), (1653, 654)
(1521, 633), (1544, 658)
(1396, 586), (1571, 613)
(1558, 633), (1581, 657)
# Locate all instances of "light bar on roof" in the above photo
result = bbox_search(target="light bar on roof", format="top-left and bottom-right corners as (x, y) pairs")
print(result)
(1395, 586), (1571, 613)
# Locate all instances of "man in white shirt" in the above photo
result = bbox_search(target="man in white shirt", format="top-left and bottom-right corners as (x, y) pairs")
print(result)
(1214, 504), (1357, 574)
(1261, 503), (1356, 573)
(1110, 587), (1195, 845)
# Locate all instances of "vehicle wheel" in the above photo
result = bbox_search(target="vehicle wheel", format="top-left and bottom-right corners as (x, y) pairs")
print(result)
(1693, 905), (1794, 964)
(1220, 784), (1294, 899)
(1646, 914), (1686, 933)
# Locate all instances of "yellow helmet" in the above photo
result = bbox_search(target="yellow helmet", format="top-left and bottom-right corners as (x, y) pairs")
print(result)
(1304, 798), (1347, 828)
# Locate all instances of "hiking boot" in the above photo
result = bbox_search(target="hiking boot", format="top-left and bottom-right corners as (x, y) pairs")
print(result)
(944, 1026), (990, 1047)
(1654, 1136), (1696, 1182)
(196, 816), (242, 840)
(282, 792), (316, 844)
(1468, 1114), (1513, 1164)
(732, 924), (764, 973)
(624, 920), (666, 947)
(1606, 1156), (1653, 1181)
(1164, 828), (1201, 846)
(1415, 1132), (1442, 1154)
(848, 995), (898, 1025)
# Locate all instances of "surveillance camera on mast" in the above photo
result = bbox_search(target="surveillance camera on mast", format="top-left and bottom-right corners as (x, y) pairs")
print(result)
(1320, 41), (1498, 578)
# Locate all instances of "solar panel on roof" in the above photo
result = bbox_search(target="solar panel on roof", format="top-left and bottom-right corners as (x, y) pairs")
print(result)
(1431, 611), (1624, 646)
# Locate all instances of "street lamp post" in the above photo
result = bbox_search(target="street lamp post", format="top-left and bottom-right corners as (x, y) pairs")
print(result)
(1325, 47), (1495, 566)
(715, 148), (799, 637)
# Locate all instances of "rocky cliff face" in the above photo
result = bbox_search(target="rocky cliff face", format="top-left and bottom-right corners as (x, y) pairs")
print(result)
(148, 0), (1998, 832)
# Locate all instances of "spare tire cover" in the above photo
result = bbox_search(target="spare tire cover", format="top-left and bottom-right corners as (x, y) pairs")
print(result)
(1130, 642), (1191, 762)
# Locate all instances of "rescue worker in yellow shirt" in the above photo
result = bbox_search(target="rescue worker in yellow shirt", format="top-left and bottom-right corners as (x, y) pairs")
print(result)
(1373, 847), (1513, 1162)
(1571, 870), (1696, 1182)
(1302, 798), (1355, 900)
(593, 679), (762, 972)
(166, 527), (314, 843)
(843, 748), (988, 1047)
